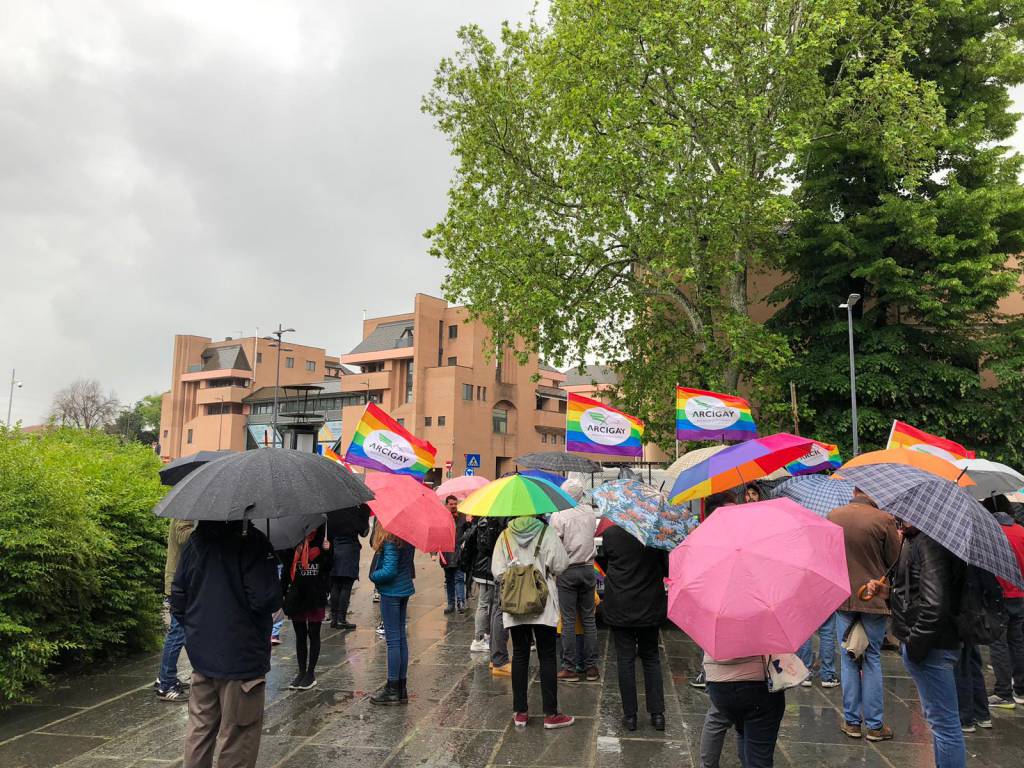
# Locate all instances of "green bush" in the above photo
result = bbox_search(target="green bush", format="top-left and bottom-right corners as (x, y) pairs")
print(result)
(0, 427), (168, 705)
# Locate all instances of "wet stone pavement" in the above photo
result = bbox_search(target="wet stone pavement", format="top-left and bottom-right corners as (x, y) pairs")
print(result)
(3, 552), (1024, 768)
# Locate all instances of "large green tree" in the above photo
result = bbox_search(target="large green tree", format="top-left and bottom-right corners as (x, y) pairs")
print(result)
(425, 0), (946, 448)
(771, 0), (1024, 464)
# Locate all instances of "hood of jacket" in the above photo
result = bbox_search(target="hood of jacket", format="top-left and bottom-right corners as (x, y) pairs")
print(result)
(508, 516), (544, 546)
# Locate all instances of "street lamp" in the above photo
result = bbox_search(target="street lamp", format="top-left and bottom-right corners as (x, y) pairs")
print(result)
(838, 293), (862, 457)
(264, 324), (295, 447)
(7, 369), (23, 426)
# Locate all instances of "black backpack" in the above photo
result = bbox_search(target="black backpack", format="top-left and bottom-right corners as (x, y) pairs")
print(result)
(956, 564), (1008, 645)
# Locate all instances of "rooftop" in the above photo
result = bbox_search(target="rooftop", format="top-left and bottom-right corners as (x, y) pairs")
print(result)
(348, 320), (416, 355)
(563, 364), (618, 387)
(201, 344), (251, 372)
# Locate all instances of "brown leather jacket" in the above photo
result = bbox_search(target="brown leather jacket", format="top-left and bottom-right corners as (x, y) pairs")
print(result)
(828, 498), (901, 614)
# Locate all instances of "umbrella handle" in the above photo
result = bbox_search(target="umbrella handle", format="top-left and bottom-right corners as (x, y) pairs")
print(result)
(857, 577), (887, 601)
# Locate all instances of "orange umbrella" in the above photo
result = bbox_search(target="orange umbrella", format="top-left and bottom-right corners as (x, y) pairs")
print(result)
(838, 448), (974, 487)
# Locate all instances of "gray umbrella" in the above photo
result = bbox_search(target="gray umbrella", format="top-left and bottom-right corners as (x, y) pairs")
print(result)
(839, 464), (1024, 586)
(516, 451), (602, 474)
(159, 450), (233, 486)
(154, 448), (374, 523)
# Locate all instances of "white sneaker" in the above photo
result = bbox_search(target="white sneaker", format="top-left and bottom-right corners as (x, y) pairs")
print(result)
(1015, 694), (1024, 705)
(470, 638), (489, 653)
(800, 679), (813, 688)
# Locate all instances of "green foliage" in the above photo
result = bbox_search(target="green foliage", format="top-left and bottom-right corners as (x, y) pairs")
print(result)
(108, 393), (164, 445)
(771, 0), (1024, 464)
(425, 0), (947, 446)
(0, 427), (167, 705)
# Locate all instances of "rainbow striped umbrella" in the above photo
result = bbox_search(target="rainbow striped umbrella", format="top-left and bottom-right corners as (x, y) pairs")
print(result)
(460, 475), (577, 518)
(669, 433), (814, 505)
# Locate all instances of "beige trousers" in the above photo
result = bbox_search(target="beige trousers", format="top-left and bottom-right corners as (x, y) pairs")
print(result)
(184, 672), (266, 768)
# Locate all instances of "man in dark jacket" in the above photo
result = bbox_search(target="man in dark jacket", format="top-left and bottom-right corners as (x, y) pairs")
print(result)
(330, 505), (371, 630)
(171, 521), (281, 768)
(460, 515), (511, 672)
(889, 526), (966, 768)
(828, 492), (901, 741)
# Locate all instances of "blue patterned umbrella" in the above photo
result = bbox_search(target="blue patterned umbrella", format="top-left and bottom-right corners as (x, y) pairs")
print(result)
(765, 475), (855, 517)
(593, 479), (698, 550)
(839, 464), (1024, 586)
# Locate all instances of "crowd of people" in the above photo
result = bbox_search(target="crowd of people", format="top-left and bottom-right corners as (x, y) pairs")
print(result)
(158, 477), (1024, 768)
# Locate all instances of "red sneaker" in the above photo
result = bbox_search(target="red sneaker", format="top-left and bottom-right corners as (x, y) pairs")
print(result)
(543, 713), (575, 730)
(513, 712), (529, 728)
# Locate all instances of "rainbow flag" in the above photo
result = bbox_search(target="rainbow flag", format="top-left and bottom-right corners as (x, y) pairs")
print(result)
(887, 420), (974, 461)
(675, 387), (758, 442)
(344, 402), (436, 479)
(786, 441), (841, 476)
(566, 393), (644, 458)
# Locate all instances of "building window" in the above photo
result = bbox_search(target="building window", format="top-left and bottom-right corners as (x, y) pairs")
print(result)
(396, 418), (405, 427)
(364, 362), (384, 373)
(477, 386), (487, 402)
(306, 360), (316, 372)
(187, 429), (193, 444)
(447, 356), (457, 366)
(425, 416), (432, 427)
(285, 357), (294, 369)
(558, 399), (567, 413)
(536, 396), (544, 411)
(462, 383), (473, 401)
(163, 429), (168, 438)
(256, 352), (263, 364)
(438, 416), (446, 427)
(541, 433), (548, 444)
(492, 407), (508, 434)
(448, 324), (458, 339)
(404, 360), (414, 403)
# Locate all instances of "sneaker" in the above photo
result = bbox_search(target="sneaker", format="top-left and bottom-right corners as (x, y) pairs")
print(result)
(294, 673), (317, 691)
(988, 695), (1016, 709)
(543, 713), (575, 730)
(153, 677), (191, 691)
(444, 605), (455, 615)
(961, 723), (976, 734)
(338, 621), (357, 631)
(689, 670), (706, 689)
(865, 725), (894, 742)
(470, 638), (490, 653)
(287, 673), (305, 690)
(800, 678), (813, 688)
(821, 678), (840, 689)
(585, 666), (600, 682)
(978, 719), (992, 729)
(156, 682), (189, 702)
(557, 669), (581, 682)
(270, 636), (282, 646)
(375, 622), (386, 636)
(490, 662), (512, 678)
(839, 721), (862, 739)
(513, 712), (529, 728)
(1015, 694), (1024, 705)
(457, 601), (466, 615)
(372, 591), (381, 603)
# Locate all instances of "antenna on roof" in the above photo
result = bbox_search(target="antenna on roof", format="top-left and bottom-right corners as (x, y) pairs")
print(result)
(362, 309), (367, 321)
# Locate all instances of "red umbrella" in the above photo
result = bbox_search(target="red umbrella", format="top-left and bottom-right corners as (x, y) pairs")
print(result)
(364, 472), (455, 553)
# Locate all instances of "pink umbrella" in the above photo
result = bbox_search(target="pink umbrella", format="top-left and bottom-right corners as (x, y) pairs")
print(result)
(435, 474), (491, 501)
(364, 473), (455, 553)
(667, 497), (849, 659)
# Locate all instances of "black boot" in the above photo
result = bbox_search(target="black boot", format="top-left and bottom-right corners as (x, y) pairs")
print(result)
(338, 613), (357, 631)
(398, 678), (409, 703)
(370, 681), (402, 706)
(329, 614), (340, 630)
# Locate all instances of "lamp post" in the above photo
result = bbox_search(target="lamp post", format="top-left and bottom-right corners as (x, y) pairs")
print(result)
(217, 395), (225, 450)
(7, 369), (23, 426)
(264, 324), (295, 447)
(838, 293), (862, 456)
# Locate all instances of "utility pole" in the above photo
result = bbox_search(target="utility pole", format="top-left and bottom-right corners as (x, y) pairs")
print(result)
(217, 395), (225, 450)
(839, 294), (862, 456)
(789, 382), (800, 436)
(7, 369), (22, 426)
(265, 324), (295, 447)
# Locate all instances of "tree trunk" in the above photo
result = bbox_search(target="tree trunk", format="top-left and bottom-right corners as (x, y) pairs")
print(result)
(723, 257), (749, 391)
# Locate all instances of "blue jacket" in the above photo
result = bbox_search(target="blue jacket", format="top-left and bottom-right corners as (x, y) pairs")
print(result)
(369, 541), (416, 597)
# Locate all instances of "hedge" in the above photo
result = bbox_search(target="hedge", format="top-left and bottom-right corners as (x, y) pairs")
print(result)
(0, 427), (168, 705)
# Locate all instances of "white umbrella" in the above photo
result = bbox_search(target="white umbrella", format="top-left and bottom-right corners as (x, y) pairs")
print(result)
(954, 459), (1024, 501)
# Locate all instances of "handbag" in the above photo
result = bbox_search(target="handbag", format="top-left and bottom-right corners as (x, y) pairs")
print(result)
(763, 653), (810, 692)
(841, 616), (870, 661)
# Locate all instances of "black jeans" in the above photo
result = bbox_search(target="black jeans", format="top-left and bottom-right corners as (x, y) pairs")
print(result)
(707, 681), (785, 768)
(509, 624), (558, 715)
(330, 576), (355, 619)
(612, 626), (664, 716)
(955, 643), (990, 725)
(991, 597), (1024, 699)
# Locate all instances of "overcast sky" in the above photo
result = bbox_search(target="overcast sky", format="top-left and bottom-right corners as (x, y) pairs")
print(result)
(1, 1), (1022, 424)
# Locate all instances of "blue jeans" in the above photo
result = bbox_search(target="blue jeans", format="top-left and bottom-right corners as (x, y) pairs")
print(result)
(158, 614), (187, 690)
(380, 595), (410, 681)
(903, 646), (966, 768)
(835, 611), (887, 730)
(444, 569), (466, 607)
(798, 612), (837, 681)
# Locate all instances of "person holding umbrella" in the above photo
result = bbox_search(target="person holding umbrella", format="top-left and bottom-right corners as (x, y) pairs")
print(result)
(985, 494), (1024, 710)
(368, 522), (417, 706)
(280, 525), (333, 691)
(155, 519), (195, 702)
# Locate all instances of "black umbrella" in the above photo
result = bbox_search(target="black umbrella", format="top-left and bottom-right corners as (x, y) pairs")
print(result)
(159, 450), (233, 486)
(154, 448), (374, 523)
(516, 451), (601, 474)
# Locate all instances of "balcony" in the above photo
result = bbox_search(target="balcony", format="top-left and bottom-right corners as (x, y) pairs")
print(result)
(341, 370), (392, 393)
(196, 385), (250, 406)
(534, 409), (567, 431)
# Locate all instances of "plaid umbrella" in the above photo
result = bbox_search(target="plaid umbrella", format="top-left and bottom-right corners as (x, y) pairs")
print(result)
(593, 479), (699, 550)
(516, 451), (601, 474)
(839, 464), (1024, 587)
(765, 475), (855, 517)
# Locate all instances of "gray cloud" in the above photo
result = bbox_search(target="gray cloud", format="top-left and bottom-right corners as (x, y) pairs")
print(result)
(0, 0), (539, 422)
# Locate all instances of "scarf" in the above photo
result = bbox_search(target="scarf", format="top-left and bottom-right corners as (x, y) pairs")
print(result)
(291, 531), (322, 581)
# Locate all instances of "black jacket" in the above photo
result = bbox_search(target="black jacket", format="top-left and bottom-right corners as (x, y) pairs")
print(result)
(601, 525), (669, 628)
(280, 537), (333, 617)
(459, 517), (507, 583)
(891, 531), (964, 663)
(170, 521), (281, 680)
(331, 505), (371, 581)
